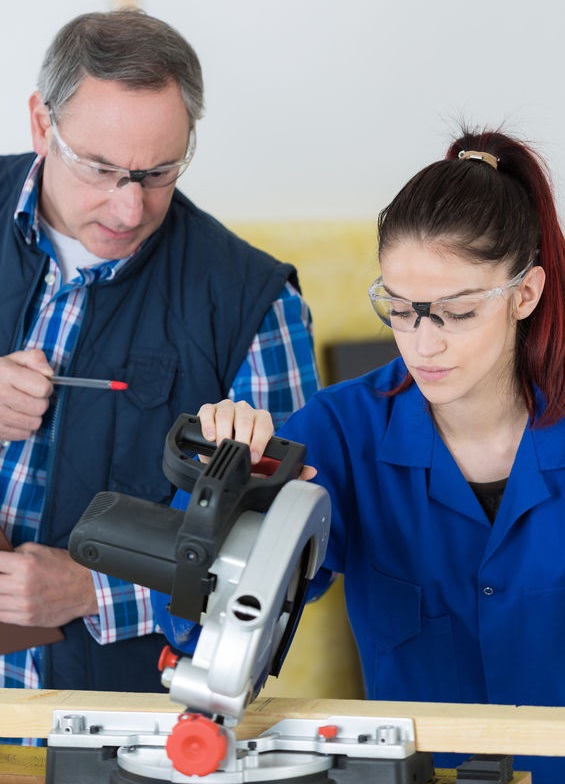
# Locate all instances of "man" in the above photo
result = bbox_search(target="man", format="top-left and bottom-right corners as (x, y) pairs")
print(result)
(0, 9), (319, 700)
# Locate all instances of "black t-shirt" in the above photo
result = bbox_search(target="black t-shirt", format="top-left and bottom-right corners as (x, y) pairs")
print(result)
(468, 477), (508, 523)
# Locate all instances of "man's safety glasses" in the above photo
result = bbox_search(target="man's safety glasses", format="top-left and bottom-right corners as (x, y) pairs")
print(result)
(368, 265), (532, 334)
(49, 111), (196, 192)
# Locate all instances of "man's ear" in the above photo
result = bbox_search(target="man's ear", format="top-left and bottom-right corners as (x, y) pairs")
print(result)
(29, 91), (51, 156)
(514, 265), (546, 320)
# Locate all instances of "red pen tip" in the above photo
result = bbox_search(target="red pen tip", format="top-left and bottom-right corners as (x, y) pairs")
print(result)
(109, 381), (128, 391)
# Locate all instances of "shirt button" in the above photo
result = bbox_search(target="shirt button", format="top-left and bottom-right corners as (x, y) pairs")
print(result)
(45, 272), (56, 286)
(482, 586), (495, 596)
(1, 440), (10, 448)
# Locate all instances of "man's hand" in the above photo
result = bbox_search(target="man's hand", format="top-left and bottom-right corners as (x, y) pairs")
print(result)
(0, 349), (55, 441)
(0, 544), (98, 628)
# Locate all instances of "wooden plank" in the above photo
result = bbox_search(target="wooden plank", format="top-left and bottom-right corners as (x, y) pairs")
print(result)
(0, 748), (45, 777)
(0, 689), (175, 740)
(243, 697), (565, 758)
(1, 689), (565, 757)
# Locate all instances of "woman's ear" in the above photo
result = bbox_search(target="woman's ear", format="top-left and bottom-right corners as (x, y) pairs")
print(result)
(28, 91), (51, 156)
(514, 265), (545, 320)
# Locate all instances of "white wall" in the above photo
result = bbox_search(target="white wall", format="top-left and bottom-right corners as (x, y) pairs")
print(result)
(3, 0), (563, 222)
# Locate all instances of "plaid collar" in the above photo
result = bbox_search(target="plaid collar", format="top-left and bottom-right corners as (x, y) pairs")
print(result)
(14, 155), (43, 245)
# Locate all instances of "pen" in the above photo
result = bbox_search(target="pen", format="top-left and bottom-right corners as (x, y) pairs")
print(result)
(51, 376), (128, 391)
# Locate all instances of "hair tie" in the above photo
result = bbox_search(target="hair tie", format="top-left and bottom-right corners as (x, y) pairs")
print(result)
(458, 149), (499, 170)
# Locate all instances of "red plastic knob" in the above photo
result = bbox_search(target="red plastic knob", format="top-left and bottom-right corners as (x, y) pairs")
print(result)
(158, 645), (179, 672)
(318, 724), (339, 739)
(166, 713), (228, 776)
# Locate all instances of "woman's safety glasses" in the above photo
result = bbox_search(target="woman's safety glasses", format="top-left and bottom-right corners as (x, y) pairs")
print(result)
(368, 265), (532, 334)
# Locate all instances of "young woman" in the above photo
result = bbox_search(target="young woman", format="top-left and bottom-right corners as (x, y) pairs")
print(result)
(165, 129), (565, 782)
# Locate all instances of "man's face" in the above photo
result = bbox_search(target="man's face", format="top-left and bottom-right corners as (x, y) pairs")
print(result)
(30, 77), (191, 260)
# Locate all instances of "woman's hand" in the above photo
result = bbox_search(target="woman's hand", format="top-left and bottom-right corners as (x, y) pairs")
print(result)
(198, 400), (274, 464)
(197, 400), (316, 479)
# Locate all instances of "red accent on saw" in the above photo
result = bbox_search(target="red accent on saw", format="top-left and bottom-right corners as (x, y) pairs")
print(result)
(252, 456), (280, 476)
(318, 724), (339, 739)
(166, 713), (228, 776)
(158, 645), (179, 672)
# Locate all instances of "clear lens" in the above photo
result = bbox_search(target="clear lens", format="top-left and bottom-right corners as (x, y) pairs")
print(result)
(380, 294), (487, 332)
(69, 159), (188, 190)
(50, 111), (196, 192)
(368, 269), (530, 334)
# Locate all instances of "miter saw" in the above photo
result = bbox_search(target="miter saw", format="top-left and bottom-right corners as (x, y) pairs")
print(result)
(45, 414), (436, 784)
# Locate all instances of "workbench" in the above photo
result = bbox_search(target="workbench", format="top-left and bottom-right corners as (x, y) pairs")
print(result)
(3, 689), (561, 782)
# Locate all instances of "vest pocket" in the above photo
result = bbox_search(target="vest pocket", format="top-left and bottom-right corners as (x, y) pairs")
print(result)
(122, 354), (177, 409)
(108, 353), (178, 501)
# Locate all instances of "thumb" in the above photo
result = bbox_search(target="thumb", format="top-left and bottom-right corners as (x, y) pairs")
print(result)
(15, 349), (54, 377)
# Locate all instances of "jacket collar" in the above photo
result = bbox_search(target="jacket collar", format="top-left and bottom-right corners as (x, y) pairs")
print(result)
(376, 381), (565, 532)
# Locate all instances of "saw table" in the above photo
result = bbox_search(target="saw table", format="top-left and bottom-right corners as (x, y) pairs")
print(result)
(2, 689), (565, 782)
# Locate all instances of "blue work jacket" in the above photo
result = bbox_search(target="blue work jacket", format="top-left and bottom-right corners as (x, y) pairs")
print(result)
(276, 358), (565, 783)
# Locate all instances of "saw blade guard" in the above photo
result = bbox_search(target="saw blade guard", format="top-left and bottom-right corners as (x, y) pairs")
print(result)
(162, 479), (330, 722)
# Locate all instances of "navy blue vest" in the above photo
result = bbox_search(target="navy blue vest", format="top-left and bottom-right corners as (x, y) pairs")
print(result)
(0, 153), (299, 691)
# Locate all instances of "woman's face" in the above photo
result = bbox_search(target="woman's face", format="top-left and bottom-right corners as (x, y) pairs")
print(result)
(378, 237), (537, 411)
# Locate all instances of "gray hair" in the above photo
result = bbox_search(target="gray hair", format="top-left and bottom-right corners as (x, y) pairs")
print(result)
(37, 9), (204, 124)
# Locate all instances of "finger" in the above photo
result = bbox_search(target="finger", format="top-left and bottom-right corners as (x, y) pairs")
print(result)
(0, 385), (51, 440)
(247, 409), (275, 464)
(0, 390), (50, 418)
(197, 400), (275, 463)
(0, 354), (53, 399)
(15, 349), (53, 376)
(0, 408), (47, 441)
(12, 368), (54, 399)
(227, 400), (257, 444)
(210, 399), (251, 445)
(0, 550), (17, 577)
(197, 402), (223, 441)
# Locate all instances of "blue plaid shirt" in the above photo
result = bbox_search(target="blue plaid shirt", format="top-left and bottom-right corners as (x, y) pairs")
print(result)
(0, 157), (319, 713)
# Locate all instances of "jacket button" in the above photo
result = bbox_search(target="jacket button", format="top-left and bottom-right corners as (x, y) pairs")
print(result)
(482, 586), (494, 596)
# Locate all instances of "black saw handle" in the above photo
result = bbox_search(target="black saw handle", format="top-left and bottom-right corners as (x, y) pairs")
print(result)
(162, 413), (305, 496)
(163, 414), (307, 621)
